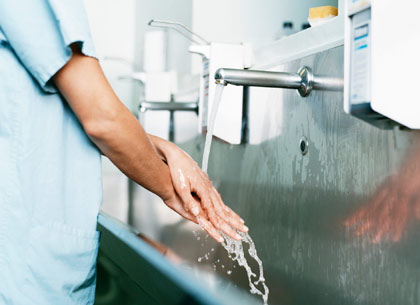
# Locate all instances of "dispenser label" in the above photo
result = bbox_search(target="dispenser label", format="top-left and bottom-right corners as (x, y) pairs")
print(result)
(200, 59), (209, 131)
(350, 9), (371, 105)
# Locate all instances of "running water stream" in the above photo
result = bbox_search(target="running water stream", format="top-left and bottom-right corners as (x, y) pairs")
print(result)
(199, 84), (269, 305)
(201, 84), (224, 173)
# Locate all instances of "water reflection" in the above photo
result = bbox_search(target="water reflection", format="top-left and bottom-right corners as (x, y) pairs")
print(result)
(345, 133), (420, 243)
(136, 232), (183, 264)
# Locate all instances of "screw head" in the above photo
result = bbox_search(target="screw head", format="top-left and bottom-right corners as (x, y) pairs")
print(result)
(299, 136), (309, 155)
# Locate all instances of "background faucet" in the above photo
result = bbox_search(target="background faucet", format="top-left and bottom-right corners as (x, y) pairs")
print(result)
(139, 97), (198, 143)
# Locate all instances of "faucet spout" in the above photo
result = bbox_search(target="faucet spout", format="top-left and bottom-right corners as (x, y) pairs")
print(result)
(214, 66), (343, 97)
(215, 68), (301, 88)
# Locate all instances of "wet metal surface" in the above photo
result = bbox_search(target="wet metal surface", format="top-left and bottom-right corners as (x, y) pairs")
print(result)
(125, 46), (419, 305)
(95, 214), (256, 305)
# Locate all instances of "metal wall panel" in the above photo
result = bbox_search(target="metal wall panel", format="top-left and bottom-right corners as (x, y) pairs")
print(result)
(129, 46), (420, 305)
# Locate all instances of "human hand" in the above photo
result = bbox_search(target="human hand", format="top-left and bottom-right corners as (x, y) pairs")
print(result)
(163, 192), (242, 243)
(150, 136), (248, 243)
(344, 173), (420, 243)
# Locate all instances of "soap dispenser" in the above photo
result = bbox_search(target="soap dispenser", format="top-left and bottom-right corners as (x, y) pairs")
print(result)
(147, 19), (254, 144)
(189, 43), (253, 144)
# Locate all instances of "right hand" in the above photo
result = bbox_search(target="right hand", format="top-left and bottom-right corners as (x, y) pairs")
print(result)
(152, 136), (248, 243)
(344, 173), (420, 243)
(344, 132), (420, 243)
(163, 192), (241, 243)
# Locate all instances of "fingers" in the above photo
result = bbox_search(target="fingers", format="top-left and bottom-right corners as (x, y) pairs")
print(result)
(192, 194), (242, 243)
(224, 205), (244, 223)
(344, 186), (391, 239)
(170, 168), (200, 217)
(209, 190), (248, 233)
(343, 209), (366, 227)
(172, 175), (245, 242)
(213, 186), (245, 223)
(355, 219), (372, 237)
(192, 183), (245, 240)
(390, 197), (409, 242)
(196, 177), (246, 225)
(369, 198), (393, 243)
(170, 204), (198, 224)
(165, 195), (198, 224)
(164, 153), (247, 242)
(345, 187), (411, 244)
(203, 200), (242, 240)
(197, 216), (224, 243)
(180, 190), (200, 217)
(344, 188), (386, 228)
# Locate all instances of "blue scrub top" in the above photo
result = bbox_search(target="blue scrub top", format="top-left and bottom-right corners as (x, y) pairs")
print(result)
(0, 1), (103, 304)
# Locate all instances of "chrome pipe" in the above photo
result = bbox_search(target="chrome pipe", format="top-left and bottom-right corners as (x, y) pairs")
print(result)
(139, 101), (198, 113)
(215, 66), (343, 97)
(215, 69), (302, 89)
(312, 76), (344, 92)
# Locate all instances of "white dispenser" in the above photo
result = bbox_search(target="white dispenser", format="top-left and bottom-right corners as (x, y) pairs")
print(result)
(146, 20), (254, 143)
(344, 0), (420, 129)
(190, 43), (253, 144)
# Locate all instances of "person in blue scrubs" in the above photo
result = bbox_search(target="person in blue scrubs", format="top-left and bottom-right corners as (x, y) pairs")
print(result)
(0, 1), (248, 304)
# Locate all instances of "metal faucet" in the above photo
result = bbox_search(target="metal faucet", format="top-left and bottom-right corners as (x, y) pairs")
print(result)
(139, 101), (198, 114)
(139, 97), (198, 143)
(214, 66), (343, 97)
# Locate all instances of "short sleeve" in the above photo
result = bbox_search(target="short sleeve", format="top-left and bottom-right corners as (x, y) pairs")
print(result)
(0, 28), (6, 44)
(0, 0), (96, 93)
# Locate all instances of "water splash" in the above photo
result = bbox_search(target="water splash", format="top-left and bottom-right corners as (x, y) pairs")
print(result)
(221, 232), (269, 304)
(198, 83), (269, 304)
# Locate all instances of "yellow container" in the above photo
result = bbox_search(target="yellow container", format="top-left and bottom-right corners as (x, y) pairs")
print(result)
(308, 6), (338, 26)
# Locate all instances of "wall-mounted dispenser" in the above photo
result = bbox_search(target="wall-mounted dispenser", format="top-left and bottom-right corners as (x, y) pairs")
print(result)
(146, 20), (253, 144)
(344, 0), (420, 129)
(190, 43), (253, 144)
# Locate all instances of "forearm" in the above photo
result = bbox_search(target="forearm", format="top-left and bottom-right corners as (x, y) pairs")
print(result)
(53, 48), (174, 201)
(52, 46), (246, 243)
(89, 103), (174, 200)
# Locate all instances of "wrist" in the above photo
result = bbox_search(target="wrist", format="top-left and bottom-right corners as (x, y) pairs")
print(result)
(159, 185), (176, 202)
(155, 163), (176, 202)
(148, 134), (176, 160)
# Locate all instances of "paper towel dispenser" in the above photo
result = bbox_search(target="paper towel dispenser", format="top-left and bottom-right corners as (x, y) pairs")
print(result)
(344, 0), (420, 129)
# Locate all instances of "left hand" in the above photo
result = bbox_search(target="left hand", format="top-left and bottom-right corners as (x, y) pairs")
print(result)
(149, 135), (248, 243)
(344, 171), (420, 243)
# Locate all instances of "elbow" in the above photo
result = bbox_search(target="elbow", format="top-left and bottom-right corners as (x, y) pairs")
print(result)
(83, 119), (108, 141)
(82, 110), (119, 142)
